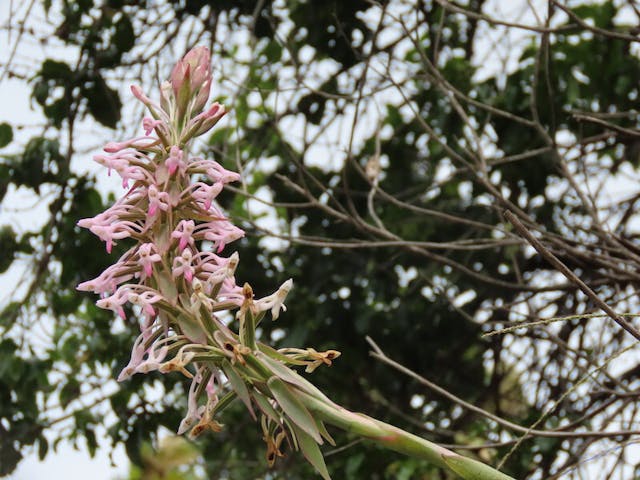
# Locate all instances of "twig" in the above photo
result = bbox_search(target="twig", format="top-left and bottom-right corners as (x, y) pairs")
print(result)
(366, 336), (640, 439)
(503, 210), (640, 342)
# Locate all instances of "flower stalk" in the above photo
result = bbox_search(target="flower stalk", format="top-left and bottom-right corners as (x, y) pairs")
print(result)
(77, 46), (515, 480)
(301, 393), (515, 480)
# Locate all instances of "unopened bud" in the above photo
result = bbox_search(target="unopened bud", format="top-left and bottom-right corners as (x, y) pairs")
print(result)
(171, 46), (212, 118)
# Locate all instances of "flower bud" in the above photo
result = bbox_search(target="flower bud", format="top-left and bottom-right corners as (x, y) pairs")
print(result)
(171, 46), (212, 117)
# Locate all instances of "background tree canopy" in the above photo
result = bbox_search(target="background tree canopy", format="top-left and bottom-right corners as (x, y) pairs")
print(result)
(2, 0), (640, 478)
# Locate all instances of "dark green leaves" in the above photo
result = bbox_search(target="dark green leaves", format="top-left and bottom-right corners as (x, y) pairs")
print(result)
(112, 13), (135, 53)
(37, 435), (49, 461)
(0, 339), (49, 476)
(84, 427), (98, 457)
(10, 137), (65, 192)
(0, 441), (23, 477)
(33, 58), (122, 129)
(0, 123), (13, 148)
(573, 2), (616, 28)
(59, 378), (81, 406)
(41, 59), (73, 80)
(83, 75), (122, 128)
(32, 60), (73, 127)
(0, 226), (19, 273)
(289, 0), (370, 68)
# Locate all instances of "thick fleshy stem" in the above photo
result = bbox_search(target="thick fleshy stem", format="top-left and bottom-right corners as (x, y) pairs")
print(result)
(301, 393), (514, 480)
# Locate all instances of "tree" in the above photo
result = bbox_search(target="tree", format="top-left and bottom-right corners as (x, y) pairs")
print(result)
(1, 1), (640, 478)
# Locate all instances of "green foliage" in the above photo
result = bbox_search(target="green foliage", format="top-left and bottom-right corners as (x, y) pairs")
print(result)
(32, 60), (73, 127)
(0, 338), (51, 475)
(83, 74), (122, 128)
(0, 226), (19, 273)
(112, 13), (135, 54)
(9, 137), (67, 192)
(0, 123), (13, 149)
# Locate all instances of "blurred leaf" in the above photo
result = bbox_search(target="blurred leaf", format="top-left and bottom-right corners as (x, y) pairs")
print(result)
(0, 123), (13, 148)
(84, 75), (122, 128)
(37, 435), (49, 461)
(45, 97), (71, 127)
(14, 137), (65, 191)
(85, 428), (97, 457)
(59, 379), (81, 406)
(32, 80), (50, 105)
(0, 441), (23, 476)
(0, 226), (19, 273)
(41, 60), (72, 80)
(113, 13), (135, 53)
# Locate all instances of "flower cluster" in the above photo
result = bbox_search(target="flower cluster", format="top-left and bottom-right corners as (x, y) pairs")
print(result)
(78, 46), (339, 461)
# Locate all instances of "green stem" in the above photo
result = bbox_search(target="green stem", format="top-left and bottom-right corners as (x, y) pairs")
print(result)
(301, 393), (515, 480)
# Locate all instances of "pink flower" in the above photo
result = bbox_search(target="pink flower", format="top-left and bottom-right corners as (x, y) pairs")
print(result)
(147, 184), (171, 216)
(189, 181), (223, 210)
(142, 117), (163, 136)
(173, 250), (195, 282)
(94, 152), (153, 188)
(131, 85), (167, 120)
(135, 343), (169, 374)
(188, 158), (241, 184)
(182, 102), (227, 139)
(136, 243), (162, 279)
(171, 220), (196, 251)
(178, 369), (205, 434)
(104, 136), (160, 153)
(215, 283), (245, 306)
(205, 374), (217, 401)
(119, 166), (148, 189)
(77, 260), (134, 294)
(78, 46), (294, 442)
(93, 153), (129, 178)
(165, 146), (186, 176)
(195, 220), (244, 253)
(193, 250), (226, 266)
(96, 287), (130, 319)
(117, 333), (146, 381)
(201, 252), (239, 289)
(89, 221), (143, 253)
(128, 289), (164, 317)
(78, 204), (140, 233)
(118, 333), (169, 382)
